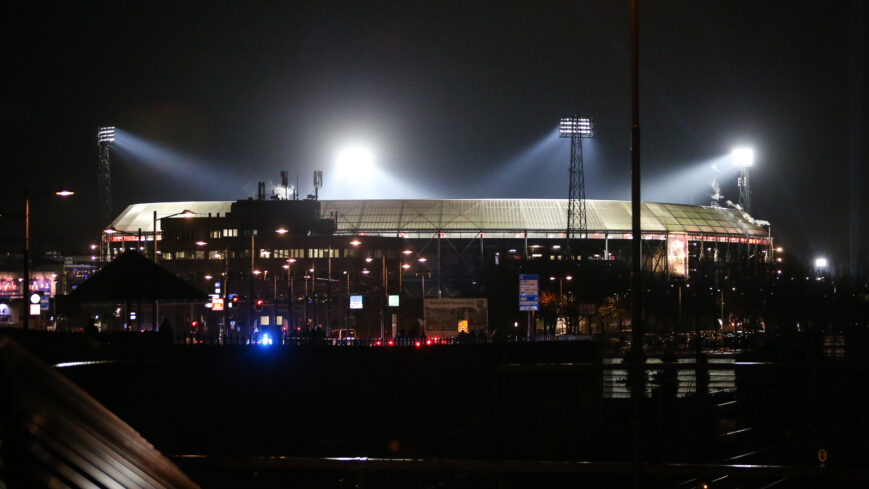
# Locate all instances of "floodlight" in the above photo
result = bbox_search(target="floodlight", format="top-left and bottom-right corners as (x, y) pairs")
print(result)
(335, 146), (375, 179)
(97, 126), (116, 144)
(731, 147), (754, 168)
(814, 257), (828, 268)
(559, 117), (594, 138)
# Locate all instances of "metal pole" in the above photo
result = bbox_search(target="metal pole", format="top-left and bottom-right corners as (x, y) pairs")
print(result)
(327, 244), (332, 335)
(249, 234), (255, 334)
(23, 191), (30, 330)
(153, 210), (158, 263)
(630, 1), (645, 488)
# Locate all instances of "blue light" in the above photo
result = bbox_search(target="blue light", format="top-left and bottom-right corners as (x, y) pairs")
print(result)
(261, 333), (272, 346)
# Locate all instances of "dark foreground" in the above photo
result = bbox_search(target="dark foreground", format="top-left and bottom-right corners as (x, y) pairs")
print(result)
(6, 330), (869, 488)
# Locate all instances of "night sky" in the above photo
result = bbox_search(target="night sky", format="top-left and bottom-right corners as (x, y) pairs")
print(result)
(3, 1), (866, 271)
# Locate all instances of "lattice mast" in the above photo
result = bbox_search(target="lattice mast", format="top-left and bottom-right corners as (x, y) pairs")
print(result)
(96, 127), (115, 228)
(559, 117), (594, 257)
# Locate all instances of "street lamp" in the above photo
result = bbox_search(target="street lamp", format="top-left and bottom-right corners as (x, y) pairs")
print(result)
(152, 209), (196, 263)
(549, 275), (573, 328)
(21, 187), (75, 329)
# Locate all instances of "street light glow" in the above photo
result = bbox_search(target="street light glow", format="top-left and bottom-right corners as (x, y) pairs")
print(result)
(731, 147), (755, 168)
(350, 239), (362, 246)
(276, 228), (288, 234)
(55, 190), (75, 197)
(815, 257), (828, 268)
(401, 264), (411, 270)
(195, 241), (207, 246)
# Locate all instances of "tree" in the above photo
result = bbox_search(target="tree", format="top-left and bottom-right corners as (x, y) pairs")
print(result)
(597, 294), (628, 336)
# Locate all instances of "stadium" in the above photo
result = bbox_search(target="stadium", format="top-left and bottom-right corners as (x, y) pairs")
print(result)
(98, 197), (772, 338)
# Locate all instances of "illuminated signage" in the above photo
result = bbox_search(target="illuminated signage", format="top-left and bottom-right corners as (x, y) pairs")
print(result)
(667, 233), (689, 278)
(211, 298), (224, 311)
(350, 295), (363, 310)
(388, 295), (399, 307)
(0, 303), (11, 323)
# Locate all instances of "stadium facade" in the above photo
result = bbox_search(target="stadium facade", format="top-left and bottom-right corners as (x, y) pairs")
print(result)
(101, 198), (771, 337)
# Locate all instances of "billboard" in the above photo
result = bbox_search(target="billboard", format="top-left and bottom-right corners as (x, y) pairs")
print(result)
(667, 233), (689, 277)
(424, 298), (488, 336)
(350, 295), (363, 310)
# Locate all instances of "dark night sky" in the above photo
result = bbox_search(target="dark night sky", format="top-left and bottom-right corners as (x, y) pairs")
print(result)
(2, 1), (866, 271)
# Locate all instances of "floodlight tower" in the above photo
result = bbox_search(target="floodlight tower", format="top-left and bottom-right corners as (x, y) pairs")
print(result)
(732, 147), (754, 214)
(96, 126), (116, 227)
(559, 116), (594, 257)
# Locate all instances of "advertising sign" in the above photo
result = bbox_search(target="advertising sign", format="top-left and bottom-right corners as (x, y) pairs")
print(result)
(350, 295), (363, 310)
(211, 298), (225, 311)
(388, 295), (399, 307)
(424, 298), (488, 336)
(519, 274), (539, 311)
(0, 303), (11, 323)
(667, 233), (689, 278)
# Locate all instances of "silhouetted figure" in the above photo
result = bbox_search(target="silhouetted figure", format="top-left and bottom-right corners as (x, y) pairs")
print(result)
(84, 317), (98, 336)
(158, 318), (174, 346)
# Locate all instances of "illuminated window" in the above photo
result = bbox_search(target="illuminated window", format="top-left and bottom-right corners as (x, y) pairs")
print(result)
(162, 252), (173, 260)
(195, 250), (205, 260)
(291, 249), (305, 258)
(260, 249), (271, 259)
(210, 230), (221, 239)
(222, 229), (238, 237)
(208, 251), (223, 260)
(176, 251), (186, 259)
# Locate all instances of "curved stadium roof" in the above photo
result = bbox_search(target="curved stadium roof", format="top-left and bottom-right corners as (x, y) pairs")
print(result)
(111, 199), (768, 240)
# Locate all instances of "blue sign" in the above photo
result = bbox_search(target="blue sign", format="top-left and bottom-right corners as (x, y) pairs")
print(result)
(519, 274), (539, 311)
(350, 295), (363, 310)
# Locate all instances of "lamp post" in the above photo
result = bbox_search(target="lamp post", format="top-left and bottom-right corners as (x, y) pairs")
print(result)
(549, 275), (573, 333)
(152, 209), (196, 263)
(22, 188), (74, 329)
(415, 270), (431, 336)
(283, 258), (296, 331)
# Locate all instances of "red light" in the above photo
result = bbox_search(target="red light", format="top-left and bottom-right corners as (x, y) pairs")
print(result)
(191, 321), (198, 327)
(375, 339), (382, 346)
(414, 341), (421, 348)
(425, 339), (432, 346)
(387, 339), (394, 346)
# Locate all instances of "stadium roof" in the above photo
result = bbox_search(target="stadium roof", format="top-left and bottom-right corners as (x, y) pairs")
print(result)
(111, 199), (769, 238)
